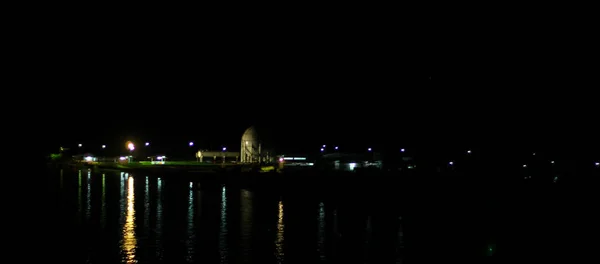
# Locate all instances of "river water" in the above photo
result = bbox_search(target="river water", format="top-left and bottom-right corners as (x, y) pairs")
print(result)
(46, 168), (499, 263)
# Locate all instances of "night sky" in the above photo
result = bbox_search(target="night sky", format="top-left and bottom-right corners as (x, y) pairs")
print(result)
(30, 26), (597, 160)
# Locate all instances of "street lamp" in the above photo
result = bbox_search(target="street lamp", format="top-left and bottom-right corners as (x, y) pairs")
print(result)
(145, 142), (150, 146)
(189, 141), (194, 146)
(78, 144), (82, 147)
(125, 141), (135, 163)
(222, 147), (227, 151)
(102, 145), (106, 149)
(368, 147), (372, 152)
(334, 146), (338, 150)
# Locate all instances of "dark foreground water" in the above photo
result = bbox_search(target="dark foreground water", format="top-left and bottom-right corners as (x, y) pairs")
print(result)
(46, 168), (499, 263)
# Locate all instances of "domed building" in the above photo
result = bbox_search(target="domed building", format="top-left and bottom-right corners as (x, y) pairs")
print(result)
(240, 126), (274, 163)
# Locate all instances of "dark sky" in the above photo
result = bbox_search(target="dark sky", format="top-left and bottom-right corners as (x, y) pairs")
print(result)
(28, 21), (597, 159)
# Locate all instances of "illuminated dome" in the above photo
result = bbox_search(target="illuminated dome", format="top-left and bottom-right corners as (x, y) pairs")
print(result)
(240, 126), (273, 163)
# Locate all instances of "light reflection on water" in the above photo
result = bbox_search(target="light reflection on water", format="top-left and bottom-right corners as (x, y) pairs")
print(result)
(144, 177), (149, 231)
(186, 182), (195, 262)
(318, 201), (326, 260)
(276, 200), (285, 263)
(240, 189), (253, 262)
(77, 170), (82, 215)
(86, 170), (91, 220)
(101, 174), (106, 228)
(156, 177), (163, 259)
(55, 169), (418, 263)
(219, 185), (228, 263)
(121, 176), (137, 263)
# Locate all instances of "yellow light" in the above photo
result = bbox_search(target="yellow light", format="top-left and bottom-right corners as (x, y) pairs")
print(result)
(126, 141), (135, 151)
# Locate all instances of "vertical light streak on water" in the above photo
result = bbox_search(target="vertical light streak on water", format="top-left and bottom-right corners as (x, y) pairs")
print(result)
(101, 174), (106, 228)
(219, 185), (228, 263)
(156, 177), (163, 258)
(275, 200), (285, 264)
(240, 189), (253, 262)
(186, 182), (195, 262)
(86, 170), (91, 221)
(317, 202), (326, 260)
(119, 173), (127, 233)
(77, 170), (82, 214)
(144, 177), (149, 230)
(121, 176), (137, 263)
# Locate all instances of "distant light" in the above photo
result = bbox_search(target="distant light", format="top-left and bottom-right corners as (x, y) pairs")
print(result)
(595, 162), (599, 166)
(119, 157), (127, 160)
(189, 142), (194, 146)
(467, 150), (471, 154)
(368, 148), (372, 151)
(145, 142), (150, 146)
(84, 156), (93, 162)
(334, 146), (338, 150)
(157, 156), (163, 160)
(78, 144), (82, 147)
(279, 158), (283, 162)
(449, 161), (453, 165)
(320, 148), (324, 152)
(349, 163), (356, 171)
(533, 152), (536, 156)
(222, 147), (227, 151)
(401, 148), (405, 152)
(127, 142), (135, 151)
(523, 164), (527, 168)
(322, 145), (326, 148)
(551, 161), (554, 164)
(102, 145), (106, 149)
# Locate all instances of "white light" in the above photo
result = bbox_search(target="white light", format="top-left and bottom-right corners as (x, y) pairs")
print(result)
(102, 145), (106, 148)
(222, 147), (227, 151)
(401, 148), (405, 152)
(467, 150), (471, 154)
(189, 142), (194, 146)
(145, 142), (150, 146)
(84, 156), (93, 161)
(449, 161), (453, 165)
(119, 157), (127, 160)
(368, 148), (372, 151)
(322, 145), (326, 148)
(523, 164), (527, 168)
(595, 162), (599, 166)
(334, 146), (338, 150)
(283, 157), (294, 160)
(349, 163), (356, 171)
(551, 161), (554, 164)
(78, 144), (82, 147)
(157, 156), (163, 160)
(320, 148), (324, 152)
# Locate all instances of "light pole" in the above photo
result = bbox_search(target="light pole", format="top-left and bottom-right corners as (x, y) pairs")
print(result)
(126, 141), (135, 162)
